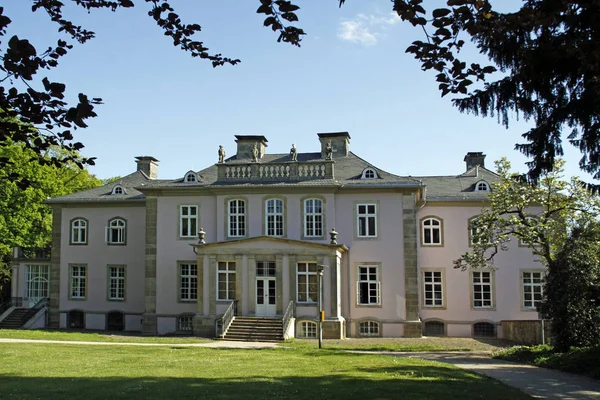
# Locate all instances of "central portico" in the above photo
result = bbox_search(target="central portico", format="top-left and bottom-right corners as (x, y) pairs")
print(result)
(191, 236), (348, 338)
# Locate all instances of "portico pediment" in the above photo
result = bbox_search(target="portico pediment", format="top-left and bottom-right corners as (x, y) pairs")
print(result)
(191, 236), (347, 255)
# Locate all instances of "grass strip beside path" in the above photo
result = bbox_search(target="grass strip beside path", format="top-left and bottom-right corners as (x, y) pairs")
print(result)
(493, 344), (600, 380)
(0, 329), (210, 344)
(0, 343), (532, 400)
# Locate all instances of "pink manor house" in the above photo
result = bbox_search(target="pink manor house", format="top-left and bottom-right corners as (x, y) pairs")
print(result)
(5, 133), (543, 341)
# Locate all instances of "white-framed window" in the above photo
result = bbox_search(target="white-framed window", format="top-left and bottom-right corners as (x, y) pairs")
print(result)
(423, 271), (443, 307)
(179, 263), (198, 301)
(180, 205), (198, 238)
(217, 261), (236, 300)
(184, 171), (197, 183)
(228, 199), (246, 237)
(70, 218), (87, 244)
(522, 271), (544, 309)
(357, 265), (380, 305)
(422, 217), (442, 245)
(296, 262), (318, 303)
(265, 198), (284, 237)
(475, 181), (490, 192)
(361, 168), (378, 179)
(106, 218), (126, 244)
(25, 264), (50, 299)
(299, 321), (317, 338)
(108, 266), (126, 300)
(304, 198), (323, 237)
(111, 185), (125, 195)
(358, 320), (380, 336)
(69, 265), (87, 299)
(177, 315), (193, 332)
(472, 271), (493, 308)
(357, 204), (377, 238)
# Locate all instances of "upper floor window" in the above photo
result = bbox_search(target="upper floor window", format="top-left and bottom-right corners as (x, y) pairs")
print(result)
(265, 198), (284, 237)
(70, 218), (88, 245)
(228, 199), (246, 237)
(522, 271), (544, 309)
(421, 217), (442, 246)
(180, 205), (198, 238)
(361, 168), (378, 179)
(184, 171), (198, 183)
(111, 185), (125, 195)
(304, 198), (323, 238)
(357, 204), (377, 238)
(475, 181), (490, 192)
(106, 218), (126, 245)
(469, 216), (491, 246)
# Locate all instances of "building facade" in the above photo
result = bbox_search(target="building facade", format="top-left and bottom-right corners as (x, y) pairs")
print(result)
(9, 133), (543, 339)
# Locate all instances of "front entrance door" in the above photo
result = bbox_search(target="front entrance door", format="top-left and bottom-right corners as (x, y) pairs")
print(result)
(256, 278), (276, 316)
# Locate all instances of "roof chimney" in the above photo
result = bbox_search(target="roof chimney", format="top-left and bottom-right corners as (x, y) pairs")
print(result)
(317, 132), (351, 159)
(464, 152), (486, 171)
(234, 135), (268, 160)
(135, 156), (159, 179)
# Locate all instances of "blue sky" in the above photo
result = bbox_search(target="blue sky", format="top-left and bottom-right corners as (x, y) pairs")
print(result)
(4, 0), (594, 181)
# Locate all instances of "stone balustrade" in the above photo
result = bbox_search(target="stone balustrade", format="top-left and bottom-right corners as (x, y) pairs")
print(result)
(218, 161), (334, 181)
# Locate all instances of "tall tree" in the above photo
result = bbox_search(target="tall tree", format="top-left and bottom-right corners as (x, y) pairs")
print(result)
(454, 158), (600, 349)
(0, 140), (101, 294)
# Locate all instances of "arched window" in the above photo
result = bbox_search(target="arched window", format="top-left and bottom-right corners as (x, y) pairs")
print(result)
(184, 171), (197, 183)
(358, 320), (380, 337)
(304, 198), (323, 237)
(421, 217), (442, 245)
(361, 168), (378, 179)
(228, 199), (246, 237)
(298, 321), (317, 338)
(265, 198), (284, 237)
(111, 185), (125, 195)
(70, 218), (88, 245)
(423, 321), (445, 336)
(473, 322), (496, 338)
(106, 218), (126, 244)
(177, 315), (194, 332)
(475, 181), (490, 192)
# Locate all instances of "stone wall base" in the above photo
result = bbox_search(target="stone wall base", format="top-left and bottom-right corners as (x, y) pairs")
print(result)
(502, 320), (550, 345)
(142, 313), (157, 335)
(193, 315), (216, 338)
(403, 321), (422, 338)
(322, 319), (345, 339)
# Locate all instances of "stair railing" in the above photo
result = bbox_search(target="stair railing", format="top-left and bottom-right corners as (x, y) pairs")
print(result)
(282, 300), (295, 338)
(0, 299), (13, 318)
(215, 299), (238, 338)
(21, 297), (49, 326)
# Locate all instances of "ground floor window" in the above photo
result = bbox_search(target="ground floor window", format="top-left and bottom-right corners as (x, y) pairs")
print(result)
(68, 310), (85, 329)
(218, 261), (236, 300)
(297, 263), (318, 303)
(423, 321), (445, 336)
(357, 265), (380, 305)
(298, 321), (317, 338)
(177, 315), (193, 332)
(473, 322), (496, 338)
(358, 320), (380, 337)
(106, 311), (124, 331)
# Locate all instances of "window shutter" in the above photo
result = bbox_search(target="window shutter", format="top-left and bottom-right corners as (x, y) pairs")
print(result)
(377, 282), (381, 305)
(356, 281), (360, 305)
(105, 226), (109, 242)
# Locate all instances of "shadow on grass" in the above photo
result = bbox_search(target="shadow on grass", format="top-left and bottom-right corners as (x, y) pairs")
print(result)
(0, 365), (530, 400)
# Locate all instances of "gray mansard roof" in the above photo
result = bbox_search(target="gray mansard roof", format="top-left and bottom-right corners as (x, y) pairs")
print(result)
(47, 151), (497, 204)
(415, 166), (499, 201)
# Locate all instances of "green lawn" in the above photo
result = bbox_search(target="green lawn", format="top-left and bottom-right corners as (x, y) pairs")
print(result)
(493, 344), (600, 380)
(0, 343), (531, 399)
(0, 329), (210, 344)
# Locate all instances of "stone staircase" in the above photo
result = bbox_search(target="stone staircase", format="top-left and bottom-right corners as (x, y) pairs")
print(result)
(222, 316), (284, 342)
(0, 308), (37, 329)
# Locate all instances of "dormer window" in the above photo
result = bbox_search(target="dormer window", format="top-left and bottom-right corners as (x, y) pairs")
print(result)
(111, 185), (125, 195)
(475, 181), (490, 192)
(361, 168), (378, 179)
(184, 171), (198, 183)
